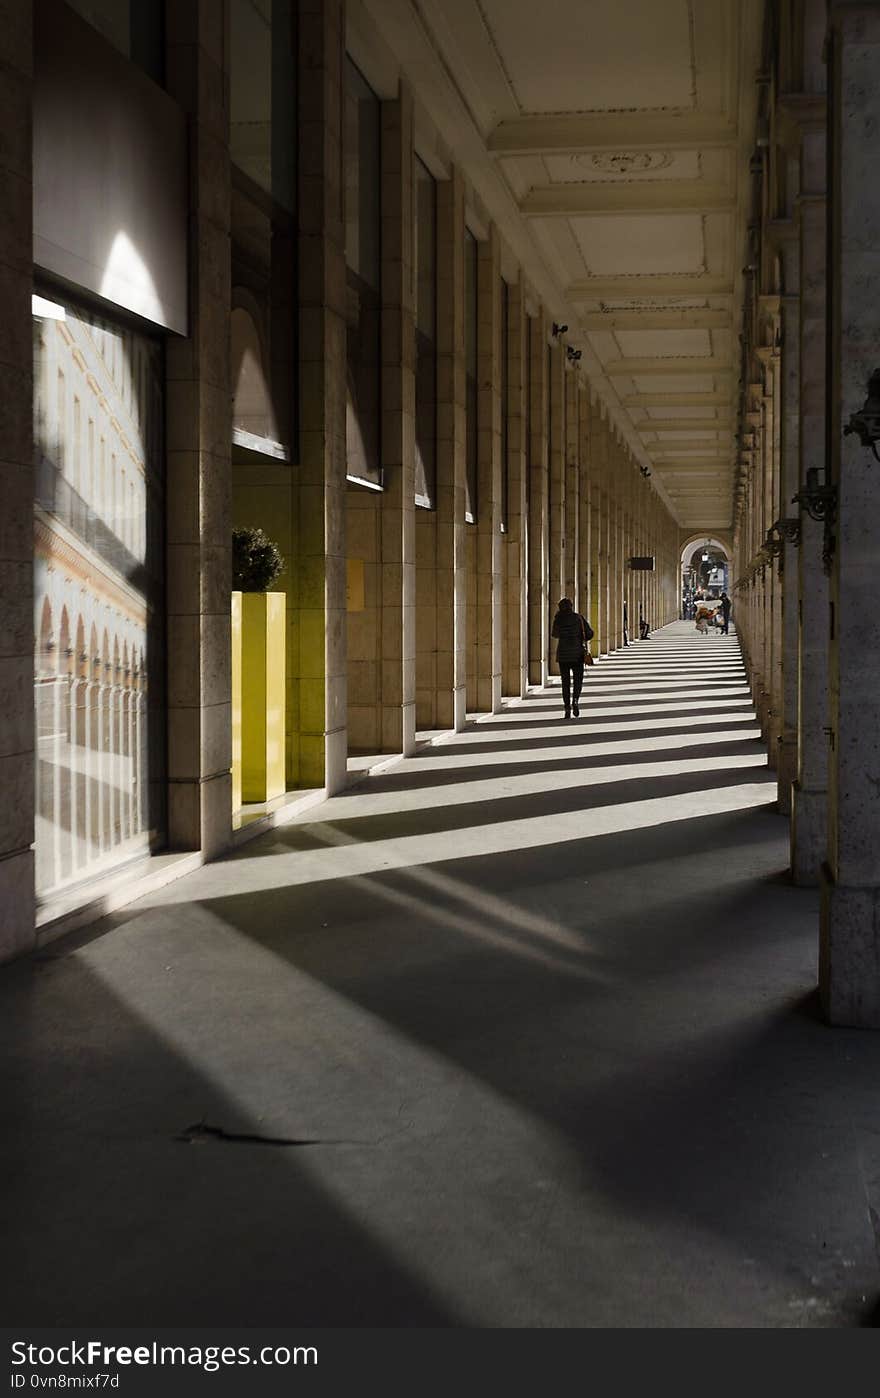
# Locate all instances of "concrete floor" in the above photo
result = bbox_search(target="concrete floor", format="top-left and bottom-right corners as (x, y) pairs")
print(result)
(3, 622), (880, 1328)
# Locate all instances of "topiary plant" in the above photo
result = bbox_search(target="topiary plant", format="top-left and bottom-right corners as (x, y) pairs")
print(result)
(232, 527), (284, 592)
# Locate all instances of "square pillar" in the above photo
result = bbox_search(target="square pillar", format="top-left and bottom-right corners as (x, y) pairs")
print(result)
(502, 273), (528, 697)
(577, 385), (592, 629)
(295, 0), (347, 792)
(474, 225), (502, 714)
(564, 370), (580, 606)
(527, 309), (549, 687)
(165, 0), (233, 854)
(432, 168), (467, 730)
(0, 0), (35, 960)
(547, 340), (565, 673)
(378, 86), (416, 753)
(792, 141), (830, 883)
(820, 1), (880, 1025)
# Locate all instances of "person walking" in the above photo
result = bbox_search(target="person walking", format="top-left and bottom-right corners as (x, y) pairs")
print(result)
(720, 590), (732, 635)
(551, 597), (593, 719)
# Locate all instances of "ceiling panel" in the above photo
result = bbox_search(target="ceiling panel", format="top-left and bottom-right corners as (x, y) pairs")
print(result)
(478, 0), (694, 114)
(570, 213), (706, 276)
(613, 328), (713, 358)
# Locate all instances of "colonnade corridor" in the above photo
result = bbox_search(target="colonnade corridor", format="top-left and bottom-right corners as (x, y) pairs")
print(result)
(4, 623), (880, 1328)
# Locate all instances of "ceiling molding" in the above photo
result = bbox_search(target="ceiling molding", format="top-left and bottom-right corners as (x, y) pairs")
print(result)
(634, 418), (732, 431)
(604, 357), (732, 376)
(623, 392), (731, 407)
(566, 274), (733, 300)
(520, 182), (734, 218)
(583, 310), (731, 331)
(488, 112), (738, 156)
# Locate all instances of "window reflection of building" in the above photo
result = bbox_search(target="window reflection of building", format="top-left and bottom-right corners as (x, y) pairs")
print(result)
(33, 299), (164, 896)
(345, 58), (382, 488)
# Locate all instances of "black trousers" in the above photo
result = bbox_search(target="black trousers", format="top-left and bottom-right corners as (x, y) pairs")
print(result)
(560, 661), (584, 711)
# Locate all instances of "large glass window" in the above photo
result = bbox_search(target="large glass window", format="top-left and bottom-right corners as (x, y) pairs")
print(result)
(231, 0), (296, 213)
(230, 0), (297, 461)
(33, 294), (166, 898)
(65, 0), (164, 84)
(345, 58), (382, 488)
(465, 229), (478, 522)
(414, 158), (437, 508)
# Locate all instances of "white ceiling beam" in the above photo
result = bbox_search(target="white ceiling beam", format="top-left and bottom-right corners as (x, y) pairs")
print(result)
(488, 112), (737, 156)
(604, 358), (733, 377)
(623, 393), (732, 407)
(567, 275), (733, 301)
(634, 418), (733, 432)
(649, 457), (734, 467)
(521, 183), (734, 218)
(584, 310), (731, 331)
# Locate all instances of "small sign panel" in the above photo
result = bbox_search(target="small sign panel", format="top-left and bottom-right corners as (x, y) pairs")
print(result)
(629, 556), (656, 571)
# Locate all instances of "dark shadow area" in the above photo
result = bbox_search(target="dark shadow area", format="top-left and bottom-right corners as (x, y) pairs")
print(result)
(144, 803), (880, 1325)
(0, 954), (455, 1326)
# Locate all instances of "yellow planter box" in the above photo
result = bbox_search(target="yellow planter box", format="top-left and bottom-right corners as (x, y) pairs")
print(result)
(238, 591), (286, 804)
(231, 591), (242, 811)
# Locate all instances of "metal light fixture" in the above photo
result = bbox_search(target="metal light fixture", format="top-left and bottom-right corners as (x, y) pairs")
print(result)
(843, 368), (880, 462)
(793, 467), (838, 573)
(566, 346), (582, 363)
(551, 322), (568, 337)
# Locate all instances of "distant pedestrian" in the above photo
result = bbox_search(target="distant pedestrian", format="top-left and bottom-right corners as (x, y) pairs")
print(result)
(551, 598), (593, 719)
(720, 591), (732, 635)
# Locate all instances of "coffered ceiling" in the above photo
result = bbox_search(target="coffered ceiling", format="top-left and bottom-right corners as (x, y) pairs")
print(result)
(358, 0), (763, 531)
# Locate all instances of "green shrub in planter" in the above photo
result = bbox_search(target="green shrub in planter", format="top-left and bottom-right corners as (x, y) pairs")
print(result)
(232, 527), (284, 592)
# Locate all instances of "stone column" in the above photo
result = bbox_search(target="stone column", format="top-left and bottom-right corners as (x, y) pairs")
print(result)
(577, 384), (591, 623)
(610, 433), (623, 650)
(527, 309), (548, 687)
(295, 0), (347, 790)
(820, 0), (880, 1024)
(434, 168), (467, 729)
(594, 404), (610, 652)
(0, 0), (35, 960)
(475, 225), (502, 714)
(547, 341), (565, 673)
(165, 0), (232, 851)
(378, 87), (416, 753)
(777, 212), (801, 812)
(791, 129), (829, 884)
(588, 394), (602, 655)
(503, 273), (527, 697)
(565, 370), (580, 606)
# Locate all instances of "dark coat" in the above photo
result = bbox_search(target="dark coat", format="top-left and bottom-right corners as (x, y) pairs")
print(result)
(552, 610), (591, 663)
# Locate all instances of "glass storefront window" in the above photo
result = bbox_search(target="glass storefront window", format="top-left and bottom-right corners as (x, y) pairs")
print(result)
(345, 58), (382, 488)
(465, 229), (478, 523)
(414, 158), (437, 509)
(33, 294), (166, 897)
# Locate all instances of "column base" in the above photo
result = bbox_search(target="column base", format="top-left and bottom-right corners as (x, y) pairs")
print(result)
(0, 849), (36, 964)
(820, 864), (880, 1027)
(790, 781), (826, 886)
(776, 733), (797, 813)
